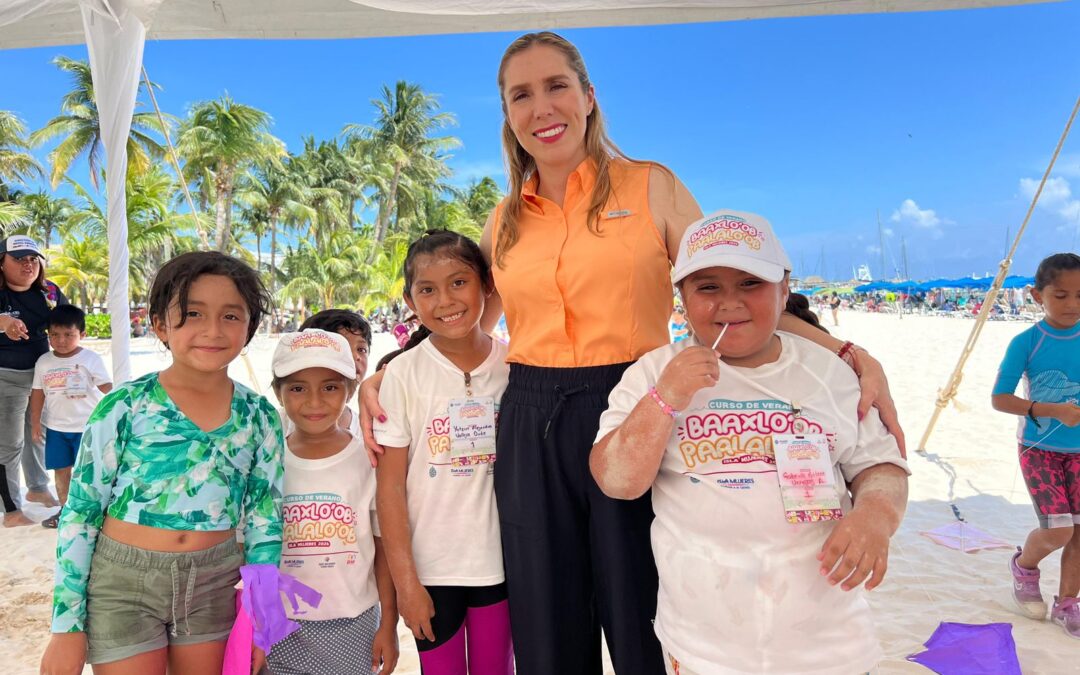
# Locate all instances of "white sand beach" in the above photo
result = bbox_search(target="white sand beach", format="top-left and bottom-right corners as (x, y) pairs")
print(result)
(3, 311), (1078, 674)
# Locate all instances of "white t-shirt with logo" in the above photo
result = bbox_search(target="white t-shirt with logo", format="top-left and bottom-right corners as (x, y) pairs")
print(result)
(32, 349), (112, 432)
(373, 338), (507, 587)
(596, 333), (909, 675)
(280, 436), (379, 621)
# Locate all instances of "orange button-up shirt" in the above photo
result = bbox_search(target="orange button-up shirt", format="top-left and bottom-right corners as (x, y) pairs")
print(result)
(492, 158), (673, 368)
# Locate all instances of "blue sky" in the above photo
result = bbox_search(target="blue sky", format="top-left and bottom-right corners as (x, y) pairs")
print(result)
(3, 1), (1079, 281)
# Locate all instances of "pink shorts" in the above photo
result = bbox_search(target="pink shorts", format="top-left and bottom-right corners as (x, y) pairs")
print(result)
(1019, 445), (1080, 529)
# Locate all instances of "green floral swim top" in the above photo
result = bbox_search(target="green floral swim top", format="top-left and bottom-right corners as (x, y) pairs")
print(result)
(51, 372), (285, 633)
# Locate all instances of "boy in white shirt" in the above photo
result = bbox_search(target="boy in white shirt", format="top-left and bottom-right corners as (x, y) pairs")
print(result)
(30, 304), (112, 529)
(590, 210), (910, 675)
(269, 330), (399, 675)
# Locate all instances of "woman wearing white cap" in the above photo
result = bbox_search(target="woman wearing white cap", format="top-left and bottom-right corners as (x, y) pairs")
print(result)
(360, 33), (906, 674)
(0, 235), (66, 526)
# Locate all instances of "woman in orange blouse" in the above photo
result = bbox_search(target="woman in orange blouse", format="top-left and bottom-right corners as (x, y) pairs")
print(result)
(363, 32), (903, 675)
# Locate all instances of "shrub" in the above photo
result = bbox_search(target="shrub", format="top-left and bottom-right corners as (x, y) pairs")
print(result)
(84, 314), (112, 339)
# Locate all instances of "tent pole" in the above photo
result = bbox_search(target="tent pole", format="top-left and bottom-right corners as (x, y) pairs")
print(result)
(916, 95), (1080, 454)
(141, 66), (210, 250)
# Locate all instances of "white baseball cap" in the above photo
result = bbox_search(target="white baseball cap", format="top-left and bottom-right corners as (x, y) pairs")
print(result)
(0, 235), (45, 260)
(273, 330), (356, 380)
(671, 210), (792, 284)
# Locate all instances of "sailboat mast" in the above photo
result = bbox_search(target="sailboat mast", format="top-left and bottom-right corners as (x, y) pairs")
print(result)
(901, 235), (909, 280)
(877, 210), (887, 280)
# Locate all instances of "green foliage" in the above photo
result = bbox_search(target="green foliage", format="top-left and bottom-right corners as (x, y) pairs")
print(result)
(84, 313), (111, 339)
(18, 63), (507, 319)
(29, 57), (168, 190)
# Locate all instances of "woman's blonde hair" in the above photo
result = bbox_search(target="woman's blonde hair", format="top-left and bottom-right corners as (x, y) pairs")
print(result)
(495, 31), (657, 268)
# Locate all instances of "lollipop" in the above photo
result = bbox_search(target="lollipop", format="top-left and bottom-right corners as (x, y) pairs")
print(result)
(711, 323), (730, 352)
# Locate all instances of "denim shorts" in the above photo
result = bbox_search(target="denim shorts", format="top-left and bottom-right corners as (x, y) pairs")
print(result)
(85, 533), (244, 664)
(44, 429), (81, 470)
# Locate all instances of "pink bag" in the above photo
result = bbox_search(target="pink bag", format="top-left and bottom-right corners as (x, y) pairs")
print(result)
(222, 591), (253, 675)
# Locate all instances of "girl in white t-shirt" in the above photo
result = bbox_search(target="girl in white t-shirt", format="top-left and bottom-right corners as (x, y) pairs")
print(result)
(374, 230), (513, 674)
(269, 330), (399, 675)
(591, 210), (909, 675)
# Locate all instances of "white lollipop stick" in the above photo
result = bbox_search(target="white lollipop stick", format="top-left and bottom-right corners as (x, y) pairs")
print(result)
(711, 323), (729, 351)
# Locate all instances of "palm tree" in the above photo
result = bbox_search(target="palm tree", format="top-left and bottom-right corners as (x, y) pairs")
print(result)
(65, 168), (180, 299)
(343, 81), (459, 243)
(291, 138), (353, 251)
(29, 57), (167, 190)
(18, 191), (73, 249)
(278, 231), (368, 312)
(465, 177), (502, 227)
(356, 234), (410, 314)
(0, 201), (28, 233)
(239, 157), (314, 295)
(177, 94), (283, 252)
(0, 111), (42, 196)
(47, 234), (110, 309)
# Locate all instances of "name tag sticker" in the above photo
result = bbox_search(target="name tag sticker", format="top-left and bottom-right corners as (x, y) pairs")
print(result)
(604, 209), (633, 219)
(773, 434), (843, 524)
(448, 397), (497, 468)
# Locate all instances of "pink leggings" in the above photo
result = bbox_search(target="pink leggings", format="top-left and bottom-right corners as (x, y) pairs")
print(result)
(415, 583), (513, 675)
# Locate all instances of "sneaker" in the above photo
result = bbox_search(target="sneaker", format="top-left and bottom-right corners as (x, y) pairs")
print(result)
(1010, 547), (1047, 619)
(1051, 596), (1080, 638)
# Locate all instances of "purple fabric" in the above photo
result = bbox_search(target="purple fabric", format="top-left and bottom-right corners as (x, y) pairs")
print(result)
(907, 622), (1022, 674)
(920, 522), (1012, 553)
(239, 564), (323, 652)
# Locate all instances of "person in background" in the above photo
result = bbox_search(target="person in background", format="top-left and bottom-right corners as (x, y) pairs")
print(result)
(993, 252), (1080, 638)
(0, 235), (66, 527)
(30, 304), (113, 529)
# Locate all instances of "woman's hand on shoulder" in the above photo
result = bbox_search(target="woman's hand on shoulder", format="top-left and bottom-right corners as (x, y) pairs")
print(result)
(646, 164), (703, 264)
(359, 369), (387, 467)
(39, 632), (86, 675)
(852, 349), (907, 458)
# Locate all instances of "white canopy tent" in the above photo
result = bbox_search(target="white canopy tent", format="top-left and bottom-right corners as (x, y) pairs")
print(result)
(0, 0), (1058, 383)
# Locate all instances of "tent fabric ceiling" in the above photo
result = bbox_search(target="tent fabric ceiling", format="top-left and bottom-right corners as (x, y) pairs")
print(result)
(0, 0), (1057, 50)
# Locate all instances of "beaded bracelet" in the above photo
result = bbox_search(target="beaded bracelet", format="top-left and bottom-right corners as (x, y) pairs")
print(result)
(836, 341), (856, 361)
(648, 386), (679, 418)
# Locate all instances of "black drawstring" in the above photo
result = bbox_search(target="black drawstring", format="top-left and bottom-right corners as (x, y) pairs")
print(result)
(542, 384), (590, 439)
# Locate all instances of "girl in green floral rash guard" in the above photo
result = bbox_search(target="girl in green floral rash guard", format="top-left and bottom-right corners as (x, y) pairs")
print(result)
(41, 252), (285, 675)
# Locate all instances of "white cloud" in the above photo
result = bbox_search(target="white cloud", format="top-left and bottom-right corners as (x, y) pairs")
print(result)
(891, 199), (944, 229)
(866, 245), (881, 254)
(1020, 176), (1080, 225)
(1050, 153), (1080, 179)
(889, 199), (950, 239)
(882, 227), (894, 237)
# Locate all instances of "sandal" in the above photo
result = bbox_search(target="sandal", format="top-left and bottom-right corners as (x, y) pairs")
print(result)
(41, 513), (60, 529)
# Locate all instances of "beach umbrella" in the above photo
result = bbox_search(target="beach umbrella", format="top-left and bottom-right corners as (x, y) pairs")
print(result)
(0, 0), (1066, 382)
(907, 623), (1022, 675)
(1001, 275), (1035, 289)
